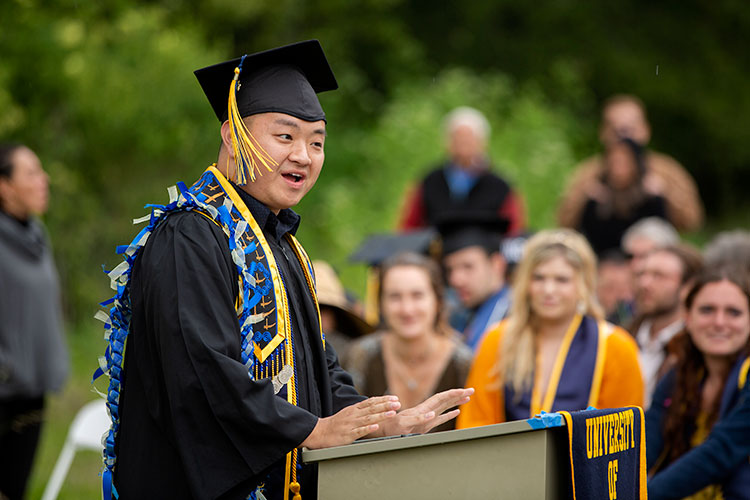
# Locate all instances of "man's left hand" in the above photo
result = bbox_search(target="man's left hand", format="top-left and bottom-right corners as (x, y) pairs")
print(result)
(377, 387), (474, 437)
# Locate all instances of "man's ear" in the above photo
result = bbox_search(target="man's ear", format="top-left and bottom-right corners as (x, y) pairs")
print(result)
(220, 120), (234, 158)
(491, 252), (507, 281)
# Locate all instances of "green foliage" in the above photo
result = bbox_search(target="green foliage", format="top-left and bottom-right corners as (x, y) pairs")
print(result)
(3, 0), (745, 318)
(1, 1), (226, 321)
(0, 2), (747, 496)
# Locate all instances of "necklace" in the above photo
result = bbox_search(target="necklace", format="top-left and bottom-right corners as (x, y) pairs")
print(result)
(385, 334), (441, 395)
(391, 356), (422, 393)
(405, 377), (418, 391)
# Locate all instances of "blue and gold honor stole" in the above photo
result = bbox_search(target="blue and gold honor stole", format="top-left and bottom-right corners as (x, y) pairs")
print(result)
(558, 407), (647, 500)
(92, 165), (322, 500)
(505, 315), (612, 422)
(720, 354), (750, 416)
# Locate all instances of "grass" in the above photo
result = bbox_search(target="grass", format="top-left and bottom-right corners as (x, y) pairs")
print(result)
(26, 323), (107, 500)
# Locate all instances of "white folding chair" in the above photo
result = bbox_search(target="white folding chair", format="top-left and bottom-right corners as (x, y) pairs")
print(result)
(41, 399), (110, 500)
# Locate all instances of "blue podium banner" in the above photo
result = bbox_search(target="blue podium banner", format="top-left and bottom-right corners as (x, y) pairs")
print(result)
(558, 407), (647, 500)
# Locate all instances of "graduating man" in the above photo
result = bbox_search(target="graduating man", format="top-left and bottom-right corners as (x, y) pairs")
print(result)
(98, 40), (472, 500)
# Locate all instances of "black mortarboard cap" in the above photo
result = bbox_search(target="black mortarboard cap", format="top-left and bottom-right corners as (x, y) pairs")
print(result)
(194, 40), (338, 123)
(349, 229), (438, 267)
(437, 212), (509, 256)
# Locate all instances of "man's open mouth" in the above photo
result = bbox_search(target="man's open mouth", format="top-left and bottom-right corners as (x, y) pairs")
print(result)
(282, 172), (305, 184)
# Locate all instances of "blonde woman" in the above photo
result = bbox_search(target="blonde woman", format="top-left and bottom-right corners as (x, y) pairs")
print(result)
(457, 229), (643, 428)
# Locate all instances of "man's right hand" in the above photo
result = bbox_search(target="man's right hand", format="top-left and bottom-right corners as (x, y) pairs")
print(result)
(300, 396), (401, 449)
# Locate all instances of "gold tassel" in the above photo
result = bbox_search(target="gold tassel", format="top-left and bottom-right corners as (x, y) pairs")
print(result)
(227, 62), (278, 185)
(365, 266), (380, 326)
(290, 479), (301, 500)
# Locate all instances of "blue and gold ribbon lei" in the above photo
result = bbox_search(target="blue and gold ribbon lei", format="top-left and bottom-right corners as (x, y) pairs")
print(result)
(93, 165), (322, 500)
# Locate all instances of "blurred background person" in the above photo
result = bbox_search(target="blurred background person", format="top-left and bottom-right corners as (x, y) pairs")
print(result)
(312, 260), (375, 366)
(457, 229), (642, 428)
(646, 267), (750, 499)
(622, 217), (680, 276)
(629, 244), (703, 406)
(348, 229), (439, 328)
(704, 229), (750, 274)
(399, 106), (525, 236)
(500, 232), (532, 285)
(596, 249), (635, 327)
(558, 94), (704, 233)
(0, 143), (69, 500)
(577, 137), (669, 256)
(345, 252), (472, 432)
(438, 214), (511, 351)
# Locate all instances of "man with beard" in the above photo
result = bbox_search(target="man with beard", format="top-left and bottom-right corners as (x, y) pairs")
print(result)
(629, 244), (702, 406)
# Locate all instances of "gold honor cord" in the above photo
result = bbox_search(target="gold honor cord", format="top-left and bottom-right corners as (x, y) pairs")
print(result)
(228, 66), (278, 185)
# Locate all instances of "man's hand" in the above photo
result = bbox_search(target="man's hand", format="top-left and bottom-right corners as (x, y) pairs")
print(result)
(301, 388), (473, 450)
(584, 180), (608, 203)
(301, 396), (401, 449)
(379, 388), (474, 437)
(643, 172), (665, 196)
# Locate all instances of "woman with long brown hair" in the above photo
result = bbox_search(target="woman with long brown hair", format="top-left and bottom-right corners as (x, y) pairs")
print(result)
(646, 267), (750, 499)
(345, 252), (473, 432)
(457, 229), (643, 427)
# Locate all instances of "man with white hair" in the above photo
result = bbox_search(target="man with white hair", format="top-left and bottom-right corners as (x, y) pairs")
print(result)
(703, 229), (750, 272)
(399, 106), (525, 235)
(621, 216), (680, 274)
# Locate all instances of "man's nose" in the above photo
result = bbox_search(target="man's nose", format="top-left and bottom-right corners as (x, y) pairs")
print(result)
(289, 141), (311, 166)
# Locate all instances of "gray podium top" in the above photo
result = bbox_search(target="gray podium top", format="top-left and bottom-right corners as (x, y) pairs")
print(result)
(303, 420), (570, 500)
(302, 419), (540, 462)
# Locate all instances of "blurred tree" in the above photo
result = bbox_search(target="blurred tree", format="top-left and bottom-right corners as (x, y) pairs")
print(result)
(0, 0), (747, 320)
(0, 1), (225, 321)
(112, 0), (749, 214)
(397, 0), (750, 214)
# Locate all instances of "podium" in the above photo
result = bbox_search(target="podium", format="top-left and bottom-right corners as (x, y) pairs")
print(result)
(302, 420), (571, 499)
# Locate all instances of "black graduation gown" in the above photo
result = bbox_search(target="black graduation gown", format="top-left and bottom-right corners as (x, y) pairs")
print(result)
(114, 186), (364, 500)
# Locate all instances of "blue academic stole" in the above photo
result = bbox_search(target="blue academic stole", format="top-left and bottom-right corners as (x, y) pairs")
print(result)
(716, 355), (750, 499)
(464, 286), (510, 351)
(559, 407), (647, 500)
(94, 165), (321, 499)
(505, 315), (609, 421)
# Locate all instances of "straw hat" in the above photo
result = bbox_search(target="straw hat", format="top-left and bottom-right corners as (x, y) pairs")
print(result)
(313, 261), (375, 338)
